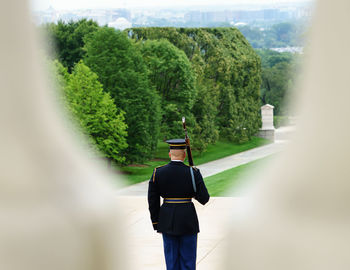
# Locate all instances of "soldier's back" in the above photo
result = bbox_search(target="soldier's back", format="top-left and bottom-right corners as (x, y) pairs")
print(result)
(156, 161), (195, 199)
(153, 161), (207, 235)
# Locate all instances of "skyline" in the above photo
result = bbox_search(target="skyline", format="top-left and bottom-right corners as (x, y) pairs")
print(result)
(31, 0), (312, 11)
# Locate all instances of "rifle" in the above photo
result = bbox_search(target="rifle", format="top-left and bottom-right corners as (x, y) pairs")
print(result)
(182, 117), (194, 166)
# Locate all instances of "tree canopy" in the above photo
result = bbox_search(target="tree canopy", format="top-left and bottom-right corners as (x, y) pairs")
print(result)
(128, 27), (261, 143)
(140, 39), (196, 139)
(53, 60), (128, 163)
(257, 49), (298, 115)
(43, 21), (264, 163)
(43, 19), (99, 71)
(84, 27), (161, 163)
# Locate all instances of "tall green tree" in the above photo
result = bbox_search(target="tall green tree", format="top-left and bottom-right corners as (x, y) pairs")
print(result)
(43, 19), (99, 71)
(53, 60), (128, 163)
(84, 27), (161, 163)
(140, 39), (196, 139)
(190, 53), (220, 152)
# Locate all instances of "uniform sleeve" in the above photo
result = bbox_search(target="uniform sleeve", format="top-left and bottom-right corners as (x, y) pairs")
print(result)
(193, 168), (210, 205)
(147, 169), (160, 231)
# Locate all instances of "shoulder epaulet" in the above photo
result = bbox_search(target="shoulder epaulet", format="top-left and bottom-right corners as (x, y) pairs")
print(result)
(157, 164), (167, 168)
(153, 164), (167, 182)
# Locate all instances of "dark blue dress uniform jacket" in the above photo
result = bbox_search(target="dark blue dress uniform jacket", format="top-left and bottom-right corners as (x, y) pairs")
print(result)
(148, 161), (210, 235)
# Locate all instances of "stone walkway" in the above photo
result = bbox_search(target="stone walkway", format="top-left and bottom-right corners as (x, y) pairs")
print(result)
(119, 196), (238, 270)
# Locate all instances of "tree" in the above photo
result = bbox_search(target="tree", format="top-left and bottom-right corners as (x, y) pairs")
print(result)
(260, 61), (294, 115)
(128, 27), (261, 144)
(257, 49), (298, 115)
(53, 60), (128, 163)
(257, 49), (293, 68)
(140, 39), (197, 139)
(272, 22), (297, 45)
(195, 28), (261, 143)
(236, 21), (305, 49)
(237, 25), (265, 48)
(43, 19), (99, 71)
(84, 27), (161, 163)
(191, 76), (220, 151)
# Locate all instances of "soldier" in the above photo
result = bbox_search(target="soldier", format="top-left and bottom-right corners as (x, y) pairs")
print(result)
(148, 139), (210, 270)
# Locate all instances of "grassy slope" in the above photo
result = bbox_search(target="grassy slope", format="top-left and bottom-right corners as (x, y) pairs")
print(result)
(119, 137), (270, 185)
(205, 155), (274, 197)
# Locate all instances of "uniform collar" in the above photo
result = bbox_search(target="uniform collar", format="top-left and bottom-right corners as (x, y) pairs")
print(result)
(169, 160), (186, 166)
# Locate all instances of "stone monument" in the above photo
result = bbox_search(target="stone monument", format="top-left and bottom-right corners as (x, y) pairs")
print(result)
(258, 104), (275, 141)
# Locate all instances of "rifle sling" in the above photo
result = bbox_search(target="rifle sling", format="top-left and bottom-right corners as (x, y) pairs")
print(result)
(190, 167), (196, 193)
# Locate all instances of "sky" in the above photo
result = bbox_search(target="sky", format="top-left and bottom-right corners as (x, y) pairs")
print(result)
(31, 0), (310, 11)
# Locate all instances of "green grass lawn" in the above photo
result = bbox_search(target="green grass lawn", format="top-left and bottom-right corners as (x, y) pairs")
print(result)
(205, 155), (274, 197)
(118, 136), (270, 185)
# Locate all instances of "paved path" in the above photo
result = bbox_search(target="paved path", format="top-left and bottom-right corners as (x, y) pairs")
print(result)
(117, 126), (294, 196)
(119, 196), (239, 270)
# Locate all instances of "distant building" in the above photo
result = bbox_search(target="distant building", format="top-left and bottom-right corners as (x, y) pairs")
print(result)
(184, 8), (295, 24)
(108, 17), (132, 30)
(184, 11), (201, 22)
(33, 6), (59, 24)
(270, 47), (303, 54)
(32, 4), (313, 27)
(234, 22), (247, 26)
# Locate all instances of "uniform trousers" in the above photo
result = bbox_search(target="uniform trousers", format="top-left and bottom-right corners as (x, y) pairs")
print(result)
(162, 233), (197, 270)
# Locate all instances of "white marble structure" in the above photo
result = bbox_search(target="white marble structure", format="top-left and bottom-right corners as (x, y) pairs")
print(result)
(0, 2), (127, 270)
(258, 104), (275, 141)
(227, 0), (350, 269)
